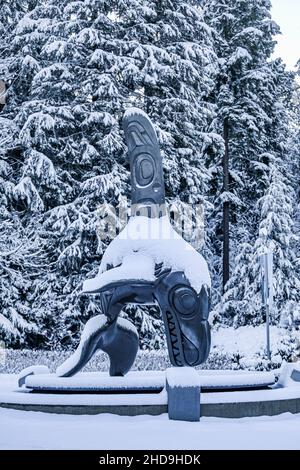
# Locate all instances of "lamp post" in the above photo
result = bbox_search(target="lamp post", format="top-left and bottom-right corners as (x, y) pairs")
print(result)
(260, 251), (273, 361)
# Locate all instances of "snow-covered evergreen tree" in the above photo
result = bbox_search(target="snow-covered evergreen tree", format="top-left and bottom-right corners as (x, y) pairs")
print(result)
(204, 0), (299, 328)
(289, 77), (300, 221)
(117, 0), (219, 203)
(0, 1), (43, 344)
(215, 161), (300, 328)
(3, 0), (133, 347)
(203, 0), (279, 288)
(0, 218), (43, 346)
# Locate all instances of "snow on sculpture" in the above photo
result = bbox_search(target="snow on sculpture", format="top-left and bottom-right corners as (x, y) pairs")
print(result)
(57, 108), (211, 377)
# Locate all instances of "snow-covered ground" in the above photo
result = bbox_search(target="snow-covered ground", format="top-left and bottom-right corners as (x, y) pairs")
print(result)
(1, 408), (300, 450)
(211, 325), (300, 368)
(1, 371), (300, 450)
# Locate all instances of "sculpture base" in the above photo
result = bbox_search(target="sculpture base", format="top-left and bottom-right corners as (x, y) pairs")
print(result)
(22, 370), (276, 394)
(1, 368), (300, 419)
(25, 371), (165, 394)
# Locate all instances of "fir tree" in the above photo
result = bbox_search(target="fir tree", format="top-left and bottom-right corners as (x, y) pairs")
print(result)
(0, 0), (43, 344)
(215, 161), (300, 328)
(203, 0), (299, 327)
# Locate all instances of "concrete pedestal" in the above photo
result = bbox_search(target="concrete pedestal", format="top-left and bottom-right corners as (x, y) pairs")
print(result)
(166, 367), (201, 422)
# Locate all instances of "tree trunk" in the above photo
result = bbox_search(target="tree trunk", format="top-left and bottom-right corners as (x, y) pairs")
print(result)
(0, 81), (6, 111)
(223, 118), (230, 291)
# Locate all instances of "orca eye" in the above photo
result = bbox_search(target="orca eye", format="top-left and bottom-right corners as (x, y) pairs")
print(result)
(170, 286), (198, 316)
(134, 153), (155, 187)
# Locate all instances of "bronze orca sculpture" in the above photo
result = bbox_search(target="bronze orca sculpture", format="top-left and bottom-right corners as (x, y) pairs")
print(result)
(57, 108), (211, 377)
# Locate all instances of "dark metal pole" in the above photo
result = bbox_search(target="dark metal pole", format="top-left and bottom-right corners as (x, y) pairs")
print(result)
(223, 117), (230, 291)
(260, 253), (272, 361)
(266, 303), (271, 361)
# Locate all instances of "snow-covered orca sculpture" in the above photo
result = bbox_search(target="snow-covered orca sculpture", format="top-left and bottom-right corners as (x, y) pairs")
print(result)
(57, 108), (211, 377)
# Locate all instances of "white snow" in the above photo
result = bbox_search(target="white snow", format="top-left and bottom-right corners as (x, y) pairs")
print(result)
(18, 365), (49, 387)
(83, 254), (155, 292)
(25, 149), (57, 184)
(166, 367), (200, 388)
(16, 368), (280, 394)
(30, 367), (276, 393)
(15, 16), (36, 34)
(228, 47), (252, 65)
(117, 317), (138, 335)
(83, 216), (211, 294)
(238, 26), (264, 38)
(42, 40), (68, 56)
(0, 374), (167, 407)
(276, 361), (299, 388)
(211, 325), (298, 369)
(41, 369), (272, 390)
(0, 405), (300, 450)
(22, 369), (276, 394)
(14, 176), (44, 212)
(123, 107), (152, 120)
(25, 371), (164, 392)
(199, 371), (275, 388)
(0, 118), (19, 152)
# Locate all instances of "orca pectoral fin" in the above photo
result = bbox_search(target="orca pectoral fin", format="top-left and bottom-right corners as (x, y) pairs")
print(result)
(56, 315), (139, 378)
(56, 315), (113, 377)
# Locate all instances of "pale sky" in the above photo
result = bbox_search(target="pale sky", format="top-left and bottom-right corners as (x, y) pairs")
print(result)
(272, 0), (300, 70)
